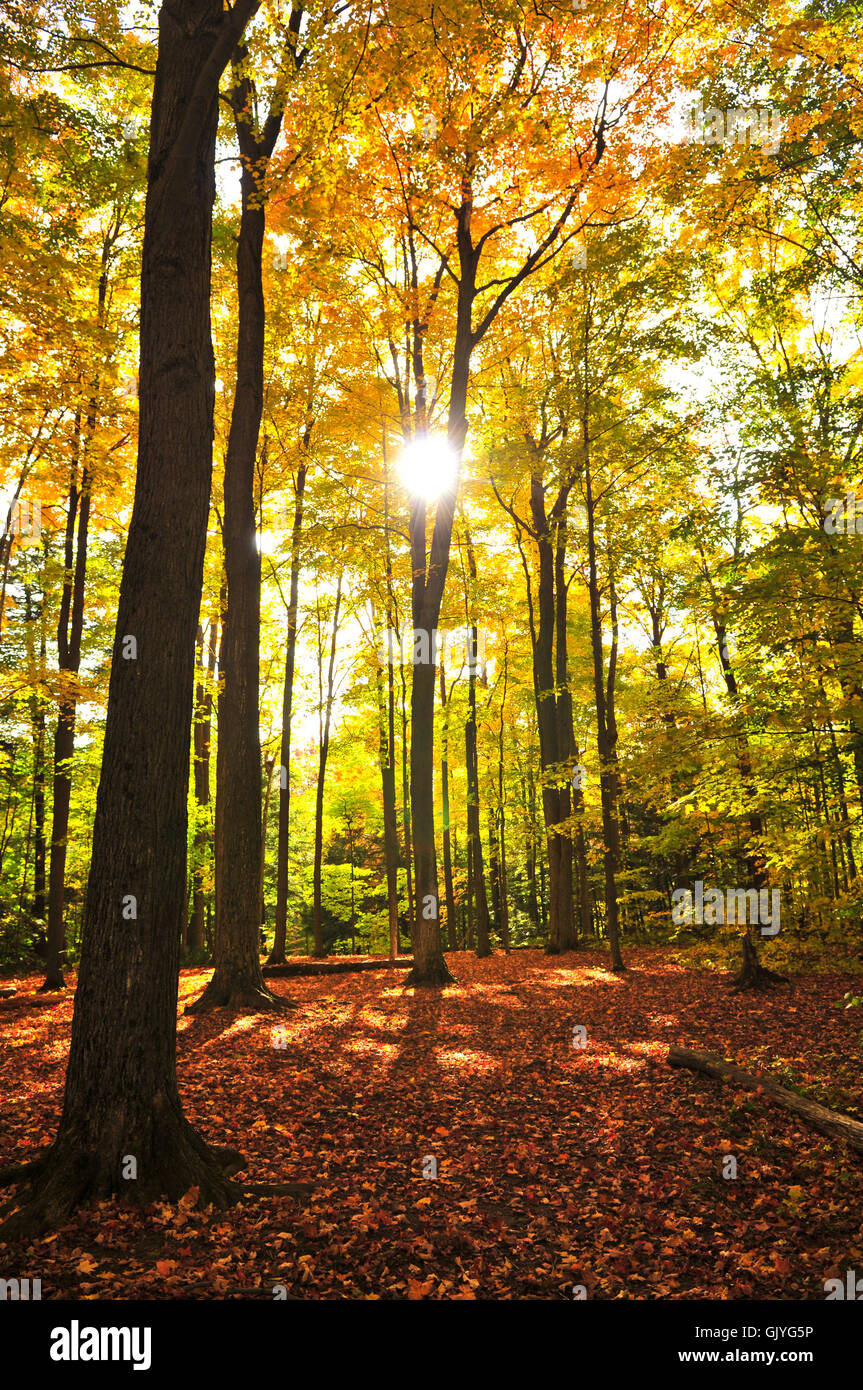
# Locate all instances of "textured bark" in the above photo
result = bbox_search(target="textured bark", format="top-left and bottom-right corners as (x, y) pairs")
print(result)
(189, 49), (288, 1013)
(0, 0), (263, 1240)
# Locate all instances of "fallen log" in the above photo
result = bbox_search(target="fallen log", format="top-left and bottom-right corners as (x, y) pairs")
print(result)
(0, 986), (16, 998)
(668, 1045), (863, 1155)
(262, 957), (413, 978)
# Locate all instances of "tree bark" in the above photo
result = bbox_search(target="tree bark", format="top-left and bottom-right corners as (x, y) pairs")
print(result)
(0, 0), (262, 1240)
(189, 47), (288, 1013)
(41, 453), (91, 992)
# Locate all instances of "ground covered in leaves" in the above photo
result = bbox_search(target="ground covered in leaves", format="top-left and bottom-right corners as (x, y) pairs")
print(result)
(1, 948), (862, 1299)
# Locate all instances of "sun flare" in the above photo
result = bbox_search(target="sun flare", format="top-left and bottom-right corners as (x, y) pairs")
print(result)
(398, 434), (457, 501)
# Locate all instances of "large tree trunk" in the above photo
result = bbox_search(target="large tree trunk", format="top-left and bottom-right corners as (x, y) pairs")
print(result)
(0, 0), (261, 1240)
(269, 456), (307, 963)
(404, 200), (476, 988)
(189, 54), (287, 1013)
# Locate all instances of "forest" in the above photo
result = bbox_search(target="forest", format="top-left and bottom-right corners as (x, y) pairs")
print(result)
(0, 0), (862, 1328)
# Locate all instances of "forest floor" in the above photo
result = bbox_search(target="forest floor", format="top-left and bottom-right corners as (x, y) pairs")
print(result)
(1, 948), (862, 1299)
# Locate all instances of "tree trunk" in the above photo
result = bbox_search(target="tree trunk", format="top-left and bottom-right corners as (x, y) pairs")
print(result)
(379, 669), (400, 960)
(496, 647), (510, 952)
(24, 583), (47, 928)
(527, 471), (575, 954)
(0, 0), (262, 1240)
(187, 616), (217, 950)
(41, 457), (91, 992)
(312, 576), (342, 958)
(379, 463), (400, 961)
(269, 455), (306, 963)
(398, 641), (413, 948)
(465, 624), (491, 958)
(584, 449), (624, 972)
(729, 930), (788, 993)
(439, 664), (458, 951)
(189, 53), (287, 1013)
(554, 507), (578, 950)
(524, 772), (540, 931)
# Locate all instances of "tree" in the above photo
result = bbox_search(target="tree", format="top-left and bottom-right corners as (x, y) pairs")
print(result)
(188, 20), (304, 1012)
(0, 0), (262, 1237)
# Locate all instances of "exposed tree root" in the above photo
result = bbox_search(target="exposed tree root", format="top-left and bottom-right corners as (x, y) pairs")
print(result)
(403, 962), (456, 988)
(0, 1124), (313, 1241)
(0, 1119), (244, 1242)
(185, 975), (296, 1015)
(0, 986), (16, 998)
(37, 975), (65, 994)
(0, 1150), (50, 1187)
